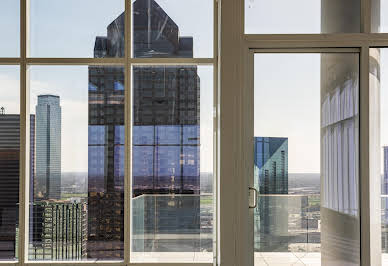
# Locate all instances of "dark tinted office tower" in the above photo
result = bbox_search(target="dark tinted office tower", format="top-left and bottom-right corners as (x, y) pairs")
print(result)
(88, 66), (125, 259)
(0, 114), (35, 259)
(132, 67), (200, 196)
(0, 114), (20, 259)
(35, 95), (62, 200)
(88, 0), (200, 258)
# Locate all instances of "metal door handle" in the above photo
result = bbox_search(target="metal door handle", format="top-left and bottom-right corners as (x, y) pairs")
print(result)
(249, 187), (258, 209)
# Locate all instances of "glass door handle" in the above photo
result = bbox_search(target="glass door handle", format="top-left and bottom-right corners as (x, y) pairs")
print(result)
(249, 187), (258, 209)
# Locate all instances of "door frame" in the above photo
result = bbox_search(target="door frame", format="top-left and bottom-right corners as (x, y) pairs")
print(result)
(238, 47), (375, 266)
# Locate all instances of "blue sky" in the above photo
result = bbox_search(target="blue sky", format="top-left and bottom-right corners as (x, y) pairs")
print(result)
(29, 0), (212, 58)
(0, 0), (19, 57)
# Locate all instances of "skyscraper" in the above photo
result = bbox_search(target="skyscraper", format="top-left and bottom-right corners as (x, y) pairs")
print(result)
(87, 0), (200, 258)
(383, 146), (388, 195)
(29, 201), (87, 260)
(254, 137), (288, 194)
(0, 113), (35, 259)
(382, 146), (388, 252)
(254, 137), (288, 251)
(35, 95), (61, 200)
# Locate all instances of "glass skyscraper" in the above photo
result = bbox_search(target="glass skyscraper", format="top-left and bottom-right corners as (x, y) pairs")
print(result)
(254, 137), (288, 194)
(35, 95), (61, 200)
(383, 146), (388, 196)
(382, 146), (388, 252)
(87, 0), (200, 259)
(254, 137), (288, 251)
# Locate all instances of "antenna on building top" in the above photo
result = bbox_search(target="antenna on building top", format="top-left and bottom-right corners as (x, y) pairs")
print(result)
(0, 107), (4, 115)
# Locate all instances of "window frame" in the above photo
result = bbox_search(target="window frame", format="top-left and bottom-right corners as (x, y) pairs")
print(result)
(0, 0), (386, 265)
(0, 0), (219, 265)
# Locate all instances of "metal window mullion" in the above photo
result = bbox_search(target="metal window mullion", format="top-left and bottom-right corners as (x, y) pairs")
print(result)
(213, 0), (219, 264)
(23, 264), (213, 266)
(127, 264), (214, 266)
(19, 0), (28, 265)
(129, 58), (215, 65)
(250, 48), (360, 53)
(359, 45), (382, 266)
(29, 262), (127, 265)
(124, 0), (131, 264)
(25, 58), (125, 65)
(361, 0), (372, 33)
(360, 45), (371, 266)
(0, 58), (21, 65)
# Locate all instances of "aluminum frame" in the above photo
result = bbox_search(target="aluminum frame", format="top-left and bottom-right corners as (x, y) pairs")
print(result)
(244, 47), (363, 266)
(218, 0), (384, 266)
(0, 0), (218, 265)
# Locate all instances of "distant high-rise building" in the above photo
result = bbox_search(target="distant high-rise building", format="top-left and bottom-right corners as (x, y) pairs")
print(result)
(254, 137), (288, 194)
(382, 146), (388, 252)
(30, 114), (35, 201)
(87, 0), (200, 259)
(383, 146), (388, 195)
(29, 201), (87, 260)
(35, 95), (61, 200)
(0, 113), (35, 259)
(254, 137), (288, 252)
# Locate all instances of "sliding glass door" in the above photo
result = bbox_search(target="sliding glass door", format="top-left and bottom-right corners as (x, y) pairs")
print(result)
(244, 51), (360, 266)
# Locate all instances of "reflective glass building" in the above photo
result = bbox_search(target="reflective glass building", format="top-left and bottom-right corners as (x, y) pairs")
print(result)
(87, 0), (200, 259)
(254, 137), (288, 252)
(254, 137), (288, 194)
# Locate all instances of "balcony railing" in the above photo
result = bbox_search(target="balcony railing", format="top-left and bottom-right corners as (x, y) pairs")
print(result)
(254, 194), (321, 253)
(3, 194), (388, 264)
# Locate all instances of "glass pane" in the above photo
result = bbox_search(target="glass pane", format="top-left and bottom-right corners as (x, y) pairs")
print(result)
(131, 0), (213, 58)
(0, 66), (20, 261)
(253, 53), (359, 265)
(245, 0), (360, 34)
(29, 0), (124, 58)
(28, 65), (125, 261)
(0, 1), (19, 57)
(131, 65), (214, 263)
